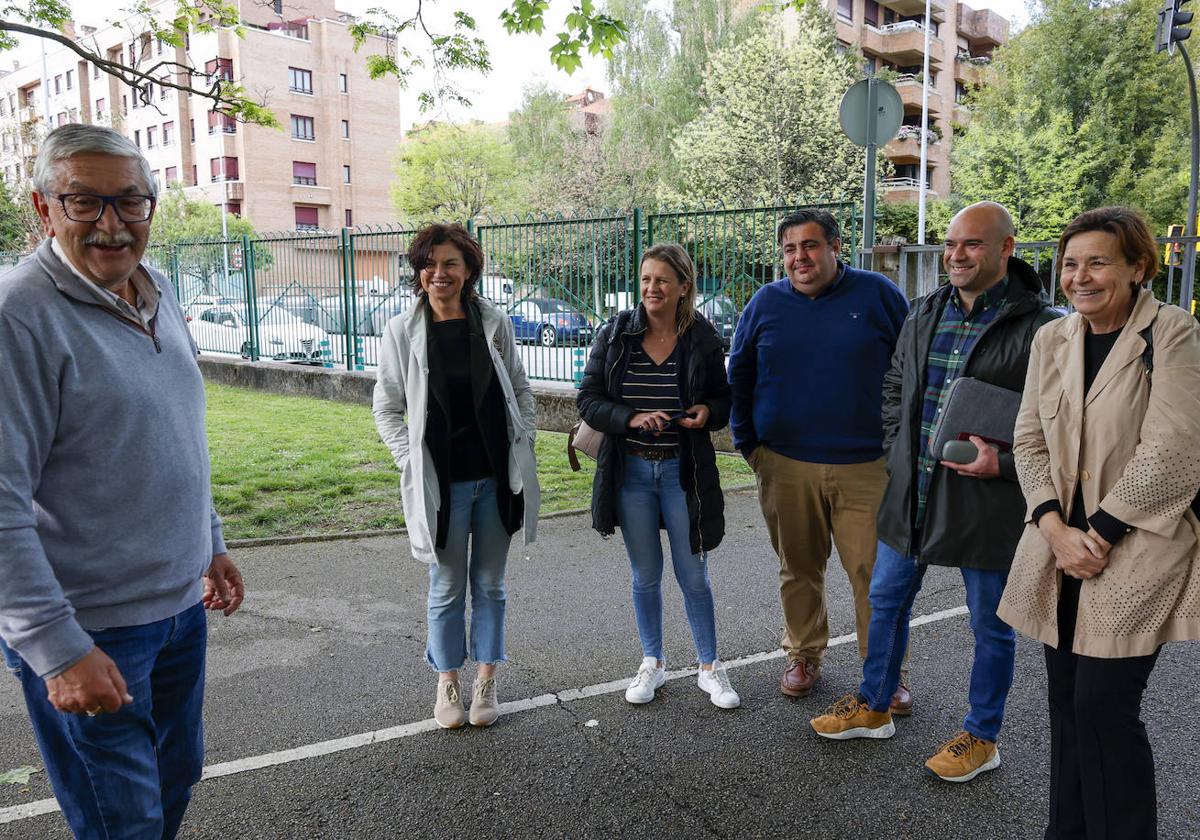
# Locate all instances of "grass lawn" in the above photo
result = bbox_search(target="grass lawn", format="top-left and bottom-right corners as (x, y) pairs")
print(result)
(206, 383), (755, 541)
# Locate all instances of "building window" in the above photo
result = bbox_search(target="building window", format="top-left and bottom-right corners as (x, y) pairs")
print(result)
(54, 75), (61, 94)
(165, 166), (178, 185)
(121, 95), (128, 115)
(189, 119), (195, 142)
(205, 57), (234, 82)
(225, 202), (242, 217)
(864, 0), (879, 27)
(342, 165), (351, 184)
(863, 55), (877, 75)
(146, 126), (157, 148)
(134, 129), (141, 147)
(191, 164), (197, 186)
(95, 97), (105, 115)
(341, 120), (350, 139)
(146, 83), (155, 101)
(339, 73), (348, 93)
(955, 82), (969, 104)
(156, 37), (165, 56)
(65, 70), (73, 90)
(208, 111), (236, 134)
(210, 156), (239, 181)
(345, 209), (353, 227)
(290, 114), (315, 141)
(92, 63), (100, 80)
(837, 0), (853, 22)
(292, 161), (317, 185)
(295, 206), (319, 230)
(151, 170), (160, 188)
(160, 80), (169, 101)
(288, 67), (313, 94)
(162, 121), (174, 145)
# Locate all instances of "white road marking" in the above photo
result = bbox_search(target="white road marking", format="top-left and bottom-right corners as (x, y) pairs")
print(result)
(0, 605), (969, 825)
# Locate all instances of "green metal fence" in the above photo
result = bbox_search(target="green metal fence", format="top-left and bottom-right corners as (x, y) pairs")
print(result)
(134, 198), (858, 382)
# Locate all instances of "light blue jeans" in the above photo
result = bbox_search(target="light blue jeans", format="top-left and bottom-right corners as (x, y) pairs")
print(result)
(425, 477), (513, 672)
(617, 452), (718, 664)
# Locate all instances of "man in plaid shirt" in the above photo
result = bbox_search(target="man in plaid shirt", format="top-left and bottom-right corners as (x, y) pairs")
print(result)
(811, 202), (1060, 783)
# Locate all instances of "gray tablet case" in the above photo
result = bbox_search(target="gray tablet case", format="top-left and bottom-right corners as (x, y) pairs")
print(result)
(929, 377), (1023, 457)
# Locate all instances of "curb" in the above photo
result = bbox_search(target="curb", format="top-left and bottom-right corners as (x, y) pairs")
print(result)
(223, 482), (759, 549)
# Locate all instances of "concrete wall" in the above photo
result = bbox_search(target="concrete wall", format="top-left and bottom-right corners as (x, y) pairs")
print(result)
(198, 356), (736, 451)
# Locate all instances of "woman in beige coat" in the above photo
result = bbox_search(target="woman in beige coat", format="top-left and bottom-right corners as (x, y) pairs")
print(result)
(998, 206), (1200, 839)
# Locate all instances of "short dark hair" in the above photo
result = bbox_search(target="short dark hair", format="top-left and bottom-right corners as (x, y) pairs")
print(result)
(777, 208), (841, 247)
(406, 223), (484, 301)
(1056, 206), (1160, 285)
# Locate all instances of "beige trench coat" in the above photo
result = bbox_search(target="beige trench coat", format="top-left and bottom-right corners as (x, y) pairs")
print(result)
(997, 290), (1200, 658)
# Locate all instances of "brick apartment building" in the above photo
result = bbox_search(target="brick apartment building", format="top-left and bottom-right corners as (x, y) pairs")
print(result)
(0, 0), (400, 231)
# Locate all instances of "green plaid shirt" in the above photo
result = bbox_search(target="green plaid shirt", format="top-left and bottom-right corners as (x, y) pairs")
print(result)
(914, 277), (1010, 528)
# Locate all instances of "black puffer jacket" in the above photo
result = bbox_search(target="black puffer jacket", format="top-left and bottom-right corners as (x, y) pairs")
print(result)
(876, 256), (1061, 570)
(577, 307), (731, 554)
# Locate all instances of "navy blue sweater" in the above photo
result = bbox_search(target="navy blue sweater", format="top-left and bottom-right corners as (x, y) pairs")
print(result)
(728, 265), (909, 464)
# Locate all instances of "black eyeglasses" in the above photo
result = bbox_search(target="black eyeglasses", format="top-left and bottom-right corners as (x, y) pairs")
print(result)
(54, 193), (156, 223)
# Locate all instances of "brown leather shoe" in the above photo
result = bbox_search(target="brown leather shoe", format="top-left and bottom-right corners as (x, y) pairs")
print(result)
(889, 680), (913, 716)
(781, 658), (819, 697)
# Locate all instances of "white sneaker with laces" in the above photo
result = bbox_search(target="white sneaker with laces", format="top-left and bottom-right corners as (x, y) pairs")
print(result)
(624, 656), (666, 704)
(698, 660), (740, 709)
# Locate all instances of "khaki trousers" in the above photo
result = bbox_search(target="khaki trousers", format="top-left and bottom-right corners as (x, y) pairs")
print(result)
(752, 446), (887, 663)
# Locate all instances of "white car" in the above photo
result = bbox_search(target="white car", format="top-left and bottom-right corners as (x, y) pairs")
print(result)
(184, 298), (334, 365)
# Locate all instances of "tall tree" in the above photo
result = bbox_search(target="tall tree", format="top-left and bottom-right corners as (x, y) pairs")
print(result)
(667, 4), (865, 205)
(952, 0), (1189, 238)
(0, 178), (41, 251)
(148, 183), (263, 298)
(505, 82), (576, 211)
(391, 122), (521, 222)
(0, 1), (627, 125)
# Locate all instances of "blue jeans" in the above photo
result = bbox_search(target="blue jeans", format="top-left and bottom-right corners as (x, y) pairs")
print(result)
(426, 478), (513, 672)
(859, 541), (1015, 742)
(617, 452), (718, 664)
(0, 602), (207, 840)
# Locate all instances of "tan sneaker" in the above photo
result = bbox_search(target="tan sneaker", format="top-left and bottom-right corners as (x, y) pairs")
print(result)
(810, 694), (895, 740)
(924, 731), (1000, 782)
(434, 679), (466, 729)
(469, 677), (499, 727)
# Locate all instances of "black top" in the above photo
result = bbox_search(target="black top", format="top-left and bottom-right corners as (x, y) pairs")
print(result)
(430, 318), (492, 482)
(621, 340), (683, 457)
(1032, 326), (1131, 543)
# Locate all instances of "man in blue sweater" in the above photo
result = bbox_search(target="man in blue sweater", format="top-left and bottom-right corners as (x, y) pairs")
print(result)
(729, 209), (909, 702)
(0, 125), (244, 838)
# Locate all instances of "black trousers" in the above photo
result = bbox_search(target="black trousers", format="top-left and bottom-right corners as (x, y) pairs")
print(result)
(1044, 576), (1161, 840)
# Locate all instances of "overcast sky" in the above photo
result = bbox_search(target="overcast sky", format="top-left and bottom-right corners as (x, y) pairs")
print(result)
(3, 0), (1033, 128)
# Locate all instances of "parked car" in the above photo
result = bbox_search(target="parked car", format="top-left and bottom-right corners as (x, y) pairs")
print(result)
(480, 275), (515, 306)
(184, 297), (332, 364)
(696, 293), (739, 351)
(507, 297), (594, 347)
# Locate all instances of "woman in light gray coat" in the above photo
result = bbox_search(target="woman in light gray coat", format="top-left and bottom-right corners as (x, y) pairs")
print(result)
(373, 223), (539, 729)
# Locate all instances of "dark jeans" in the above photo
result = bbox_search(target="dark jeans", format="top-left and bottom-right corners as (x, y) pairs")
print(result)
(0, 603), (208, 840)
(1044, 577), (1160, 840)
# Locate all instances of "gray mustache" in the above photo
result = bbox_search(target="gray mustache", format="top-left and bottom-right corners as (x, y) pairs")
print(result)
(84, 232), (135, 247)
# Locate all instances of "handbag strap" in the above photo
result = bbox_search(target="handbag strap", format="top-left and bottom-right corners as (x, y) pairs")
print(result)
(567, 422), (583, 472)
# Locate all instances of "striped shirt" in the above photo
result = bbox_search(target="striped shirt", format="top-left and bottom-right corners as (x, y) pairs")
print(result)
(914, 276), (1009, 528)
(622, 340), (683, 456)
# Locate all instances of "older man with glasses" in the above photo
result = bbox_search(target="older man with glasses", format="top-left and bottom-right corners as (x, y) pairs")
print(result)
(0, 123), (243, 838)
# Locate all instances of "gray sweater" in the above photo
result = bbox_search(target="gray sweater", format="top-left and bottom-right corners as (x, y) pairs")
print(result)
(0, 240), (226, 678)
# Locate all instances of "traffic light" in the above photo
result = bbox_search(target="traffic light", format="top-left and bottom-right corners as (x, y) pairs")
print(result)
(1157, 0), (1194, 53)
(1165, 224), (1185, 266)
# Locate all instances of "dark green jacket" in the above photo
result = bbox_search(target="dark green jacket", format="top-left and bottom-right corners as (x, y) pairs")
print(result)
(876, 256), (1061, 570)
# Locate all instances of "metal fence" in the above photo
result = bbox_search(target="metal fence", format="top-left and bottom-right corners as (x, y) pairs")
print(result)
(140, 198), (859, 382)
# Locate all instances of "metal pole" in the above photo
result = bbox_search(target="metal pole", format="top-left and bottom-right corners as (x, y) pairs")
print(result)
(917, 0), (933, 244)
(1180, 42), (1199, 310)
(39, 38), (50, 123)
(861, 78), (878, 269)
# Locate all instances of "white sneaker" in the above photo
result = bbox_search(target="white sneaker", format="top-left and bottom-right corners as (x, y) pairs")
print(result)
(697, 660), (740, 709)
(624, 656), (666, 704)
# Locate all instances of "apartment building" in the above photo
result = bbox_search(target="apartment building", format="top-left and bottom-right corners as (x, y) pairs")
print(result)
(0, 0), (400, 231)
(816, 0), (1009, 202)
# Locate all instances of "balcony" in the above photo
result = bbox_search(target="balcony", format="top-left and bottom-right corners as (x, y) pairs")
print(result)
(955, 52), (992, 85)
(957, 5), (1007, 49)
(882, 176), (936, 203)
(885, 0), (946, 20)
(895, 74), (944, 112)
(862, 22), (944, 66)
(885, 126), (941, 161)
(290, 183), (332, 206)
(223, 182), (244, 201)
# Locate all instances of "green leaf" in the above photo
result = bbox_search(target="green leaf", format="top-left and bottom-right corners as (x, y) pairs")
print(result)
(0, 767), (40, 785)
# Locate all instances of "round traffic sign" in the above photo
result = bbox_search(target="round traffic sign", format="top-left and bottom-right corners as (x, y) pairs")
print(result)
(839, 78), (904, 147)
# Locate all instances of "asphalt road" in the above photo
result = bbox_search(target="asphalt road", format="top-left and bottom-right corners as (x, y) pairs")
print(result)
(1, 490), (1197, 839)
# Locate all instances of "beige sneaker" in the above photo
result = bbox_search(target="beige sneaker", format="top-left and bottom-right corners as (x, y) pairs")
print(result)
(810, 694), (895, 740)
(469, 677), (499, 727)
(924, 731), (1000, 782)
(434, 679), (466, 729)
